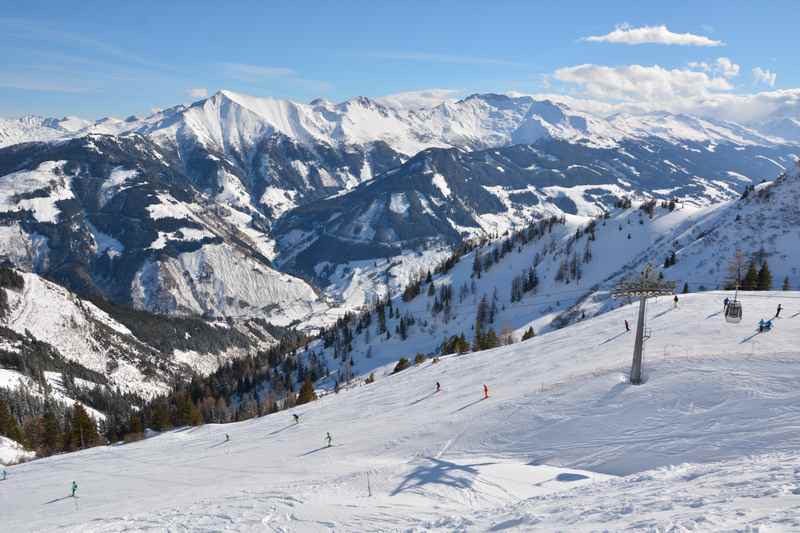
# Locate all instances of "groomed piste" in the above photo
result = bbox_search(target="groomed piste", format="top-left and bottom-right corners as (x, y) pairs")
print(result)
(2, 291), (800, 531)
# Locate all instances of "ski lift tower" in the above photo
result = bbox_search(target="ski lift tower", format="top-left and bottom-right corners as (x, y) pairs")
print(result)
(612, 264), (676, 384)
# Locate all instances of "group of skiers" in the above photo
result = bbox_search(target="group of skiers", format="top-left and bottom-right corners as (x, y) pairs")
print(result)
(758, 318), (774, 333)
(755, 302), (783, 332)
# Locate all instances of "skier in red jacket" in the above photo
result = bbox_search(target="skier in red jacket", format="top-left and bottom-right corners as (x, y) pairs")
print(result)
(483, 384), (489, 399)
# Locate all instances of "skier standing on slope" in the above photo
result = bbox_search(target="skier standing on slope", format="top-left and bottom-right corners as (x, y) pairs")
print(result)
(71, 481), (78, 497)
(483, 384), (489, 399)
(724, 297), (729, 310)
(293, 414), (300, 424)
(326, 432), (333, 447)
(2, 469), (6, 480)
(624, 320), (630, 332)
(225, 433), (230, 442)
(673, 295), (679, 308)
(776, 304), (782, 318)
(436, 382), (441, 393)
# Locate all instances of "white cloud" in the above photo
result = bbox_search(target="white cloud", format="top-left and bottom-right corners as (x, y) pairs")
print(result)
(376, 89), (462, 110)
(688, 61), (711, 72)
(554, 64), (733, 103)
(715, 57), (740, 78)
(537, 86), (800, 125)
(752, 67), (777, 87)
(187, 87), (208, 99)
(548, 62), (800, 124)
(688, 58), (739, 78)
(583, 24), (723, 46)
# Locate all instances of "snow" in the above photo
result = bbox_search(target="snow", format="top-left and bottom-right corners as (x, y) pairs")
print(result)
(98, 167), (139, 207)
(0, 115), (69, 148)
(431, 172), (452, 198)
(132, 243), (325, 326)
(259, 186), (298, 218)
(0, 436), (34, 466)
(86, 221), (124, 258)
(0, 224), (48, 270)
(388, 192), (410, 215)
(304, 247), (452, 322)
(0, 273), (164, 399)
(0, 368), (106, 424)
(4, 292), (800, 530)
(0, 161), (74, 223)
(145, 194), (198, 220)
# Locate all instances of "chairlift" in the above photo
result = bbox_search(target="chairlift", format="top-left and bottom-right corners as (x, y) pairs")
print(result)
(726, 256), (744, 324)
(725, 299), (743, 323)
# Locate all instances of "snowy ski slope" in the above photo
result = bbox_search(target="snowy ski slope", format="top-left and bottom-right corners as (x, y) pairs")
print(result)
(2, 291), (800, 531)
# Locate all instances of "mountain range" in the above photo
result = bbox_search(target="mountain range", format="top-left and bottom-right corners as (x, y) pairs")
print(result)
(0, 89), (798, 404)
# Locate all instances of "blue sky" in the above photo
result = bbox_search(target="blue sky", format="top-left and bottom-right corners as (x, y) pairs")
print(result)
(0, 0), (795, 119)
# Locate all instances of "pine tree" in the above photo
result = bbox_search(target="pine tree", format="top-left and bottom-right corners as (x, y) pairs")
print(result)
(782, 276), (790, 291)
(757, 261), (773, 291)
(151, 401), (172, 432)
(41, 408), (61, 455)
(69, 404), (99, 450)
(682, 282), (689, 294)
(521, 327), (535, 341)
(743, 262), (759, 290)
(483, 329), (500, 349)
(472, 252), (482, 278)
(0, 399), (24, 444)
(296, 377), (318, 405)
(392, 357), (411, 374)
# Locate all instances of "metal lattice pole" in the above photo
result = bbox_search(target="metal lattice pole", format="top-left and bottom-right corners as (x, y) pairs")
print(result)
(612, 264), (675, 385)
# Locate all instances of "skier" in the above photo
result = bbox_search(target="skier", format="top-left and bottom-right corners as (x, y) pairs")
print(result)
(71, 481), (78, 497)
(2, 469), (6, 481)
(724, 297), (730, 310)
(673, 295), (679, 308)
(765, 319), (774, 331)
(624, 319), (630, 332)
(326, 432), (333, 447)
(436, 382), (441, 393)
(225, 433), (230, 442)
(293, 414), (300, 424)
(759, 319), (767, 333)
(776, 304), (783, 318)
(483, 384), (489, 399)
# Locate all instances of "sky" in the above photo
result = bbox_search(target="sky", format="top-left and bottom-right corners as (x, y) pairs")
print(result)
(0, 0), (797, 122)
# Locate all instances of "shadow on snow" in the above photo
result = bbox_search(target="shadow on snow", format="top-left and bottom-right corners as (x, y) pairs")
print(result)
(390, 457), (496, 496)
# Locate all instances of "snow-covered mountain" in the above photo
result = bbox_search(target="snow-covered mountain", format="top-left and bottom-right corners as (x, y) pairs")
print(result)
(0, 134), (327, 325)
(0, 90), (797, 327)
(4, 291), (800, 530)
(0, 115), (90, 148)
(274, 136), (797, 287)
(758, 116), (800, 143)
(0, 269), (280, 403)
(4, 91), (795, 223)
(292, 164), (800, 384)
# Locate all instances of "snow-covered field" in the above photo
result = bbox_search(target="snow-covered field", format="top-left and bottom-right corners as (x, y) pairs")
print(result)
(2, 291), (799, 531)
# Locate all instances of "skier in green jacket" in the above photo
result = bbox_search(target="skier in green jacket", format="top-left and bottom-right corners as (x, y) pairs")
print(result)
(71, 481), (78, 497)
